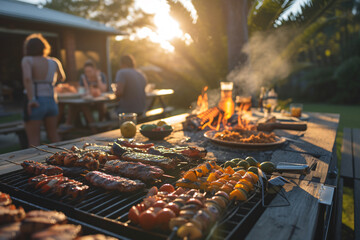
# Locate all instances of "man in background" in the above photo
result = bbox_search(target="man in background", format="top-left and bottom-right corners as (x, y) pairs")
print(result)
(114, 55), (147, 115)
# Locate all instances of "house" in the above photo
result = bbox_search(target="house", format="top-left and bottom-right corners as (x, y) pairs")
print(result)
(0, 0), (120, 102)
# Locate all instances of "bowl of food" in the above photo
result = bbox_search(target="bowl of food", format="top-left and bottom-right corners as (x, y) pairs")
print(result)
(140, 121), (173, 140)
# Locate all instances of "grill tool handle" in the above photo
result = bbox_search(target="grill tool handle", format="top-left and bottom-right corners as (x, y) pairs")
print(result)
(257, 122), (307, 132)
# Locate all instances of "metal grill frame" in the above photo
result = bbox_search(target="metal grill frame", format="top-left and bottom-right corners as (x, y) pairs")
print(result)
(0, 169), (274, 240)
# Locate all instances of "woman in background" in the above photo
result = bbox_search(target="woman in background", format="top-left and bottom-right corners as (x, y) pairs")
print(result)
(22, 33), (66, 146)
(59, 60), (107, 133)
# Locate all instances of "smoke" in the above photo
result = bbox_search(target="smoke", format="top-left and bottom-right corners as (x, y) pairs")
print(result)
(227, 29), (294, 96)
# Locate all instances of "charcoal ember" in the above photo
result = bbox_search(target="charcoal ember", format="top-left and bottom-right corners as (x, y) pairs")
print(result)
(0, 205), (25, 224)
(0, 222), (21, 240)
(76, 234), (118, 240)
(20, 210), (67, 236)
(183, 116), (202, 130)
(31, 224), (81, 240)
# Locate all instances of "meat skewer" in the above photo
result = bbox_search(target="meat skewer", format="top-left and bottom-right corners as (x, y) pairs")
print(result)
(85, 171), (145, 192)
(28, 174), (89, 198)
(21, 160), (63, 176)
(104, 160), (164, 182)
(121, 151), (177, 169)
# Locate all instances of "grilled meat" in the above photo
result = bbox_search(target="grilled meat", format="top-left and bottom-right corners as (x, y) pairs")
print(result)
(21, 160), (63, 176)
(20, 210), (67, 236)
(82, 143), (112, 154)
(77, 234), (118, 240)
(29, 174), (89, 198)
(0, 192), (12, 206)
(173, 146), (207, 159)
(146, 146), (187, 161)
(0, 222), (21, 240)
(104, 160), (164, 182)
(85, 171), (145, 192)
(46, 152), (99, 170)
(116, 138), (154, 148)
(111, 142), (144, 157)
(0, 205), (25, 224)
(31, 224), (81, 240)
(121, 152), (176, 169)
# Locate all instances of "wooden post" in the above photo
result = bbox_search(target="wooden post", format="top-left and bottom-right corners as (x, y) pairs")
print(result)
(62, 30), (77, 82)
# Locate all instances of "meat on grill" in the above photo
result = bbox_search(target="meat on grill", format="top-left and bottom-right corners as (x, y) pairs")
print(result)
(0, 222), (21, 240)
(46, 152), (99, 170)
(0, 205), (25, 224)
(20, 210), (67, 236)
(31, 224), (81, 240)
(0, 192), (12, 206)
(104, 160), (164, 182)
(21, 160), (63, 176)
(28, 174), (89, 198)
(121, 152), (177, 169)
(77, 234), (118, 240)
(85, 171), (145, 192)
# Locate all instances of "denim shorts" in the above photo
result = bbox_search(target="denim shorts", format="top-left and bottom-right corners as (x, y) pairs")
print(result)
(24, 96), (59, 121)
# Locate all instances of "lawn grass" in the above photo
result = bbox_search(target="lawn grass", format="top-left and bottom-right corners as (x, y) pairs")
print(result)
(303, 103), (360, 233)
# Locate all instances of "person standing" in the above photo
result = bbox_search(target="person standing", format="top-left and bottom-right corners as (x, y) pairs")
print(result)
(21, 33), (66, 146)
(114, 55), (147, 115)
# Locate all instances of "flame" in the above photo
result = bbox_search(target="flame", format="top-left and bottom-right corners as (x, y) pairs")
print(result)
(197, 86), (208, 113)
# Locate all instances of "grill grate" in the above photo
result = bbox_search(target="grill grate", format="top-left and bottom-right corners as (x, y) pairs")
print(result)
(0, 169), (273, 239)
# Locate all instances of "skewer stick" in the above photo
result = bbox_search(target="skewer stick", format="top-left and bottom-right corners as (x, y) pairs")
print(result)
(43, 143), (71, 152)
(30, 145), (56, 154)
(162, 174), (175, 179)
(4, 159), (21, 166)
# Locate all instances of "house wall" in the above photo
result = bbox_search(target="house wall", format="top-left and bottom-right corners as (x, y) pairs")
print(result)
(0, 16), (111, 103)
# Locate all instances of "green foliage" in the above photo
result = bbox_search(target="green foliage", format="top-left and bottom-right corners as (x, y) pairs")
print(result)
(167, 0), (228, 89)
(43, 0), (153, 32)
(333, 56), (360, 104)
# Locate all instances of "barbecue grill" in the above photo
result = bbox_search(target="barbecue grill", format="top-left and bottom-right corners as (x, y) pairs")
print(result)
(0, 168), (274, 239)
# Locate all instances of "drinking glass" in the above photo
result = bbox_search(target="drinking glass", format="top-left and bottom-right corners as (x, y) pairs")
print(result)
(119, 113), (137, 126)
(290, 103), (303, 118)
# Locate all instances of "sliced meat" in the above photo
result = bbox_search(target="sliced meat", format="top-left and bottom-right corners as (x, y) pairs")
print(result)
(0, 222), (21, 240)
(85, 171), (145, 192)
(104, 160), (164, 182)
(20, 210), (67, 236)
(121, 152), (176, 169)
(31, 224), (81, 240)
(0, 205), (25, 224)
(21, 160), (63, 176)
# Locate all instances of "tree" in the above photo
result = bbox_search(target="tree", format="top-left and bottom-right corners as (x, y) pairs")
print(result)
(42, 0), (153, 32)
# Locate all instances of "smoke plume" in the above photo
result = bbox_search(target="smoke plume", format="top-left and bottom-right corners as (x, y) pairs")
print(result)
(227, 29), (294, 96)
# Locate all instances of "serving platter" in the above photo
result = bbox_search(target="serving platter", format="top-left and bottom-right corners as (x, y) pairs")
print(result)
(204, 130), (286, 149)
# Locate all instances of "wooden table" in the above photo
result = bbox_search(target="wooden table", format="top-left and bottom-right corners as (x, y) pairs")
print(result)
(57, 89), (174, 125)
(0, 111), (339, 239)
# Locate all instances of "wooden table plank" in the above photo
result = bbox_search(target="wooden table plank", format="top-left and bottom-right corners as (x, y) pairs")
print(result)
(353, 128), (360, 180)
(340, 128), (353, 178)
(0, 112), (339, 240)
(245, 179), (321, 240)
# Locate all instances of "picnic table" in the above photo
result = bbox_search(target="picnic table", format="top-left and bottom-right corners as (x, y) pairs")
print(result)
(57, 89), (174, 127)
(0, 111), (339, 239)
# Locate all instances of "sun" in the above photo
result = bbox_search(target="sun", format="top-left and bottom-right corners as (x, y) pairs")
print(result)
(125, 0), (196, 52)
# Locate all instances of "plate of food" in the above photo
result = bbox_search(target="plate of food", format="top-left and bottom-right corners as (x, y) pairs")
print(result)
(204, 129), (286, 148)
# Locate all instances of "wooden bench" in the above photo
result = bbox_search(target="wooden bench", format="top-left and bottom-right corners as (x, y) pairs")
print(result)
(336, 128), (360, 240)
(0, 121), (28, 148)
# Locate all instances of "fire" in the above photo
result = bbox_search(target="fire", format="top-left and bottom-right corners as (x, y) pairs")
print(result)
(194, 85), (255, 131)
(196, 86), (208, 113)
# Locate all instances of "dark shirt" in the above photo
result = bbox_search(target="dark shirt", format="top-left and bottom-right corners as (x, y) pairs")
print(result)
(115, 68), (147, 114)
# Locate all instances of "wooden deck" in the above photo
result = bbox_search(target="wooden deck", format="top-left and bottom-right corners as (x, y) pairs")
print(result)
(0, 112), (340, 239)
